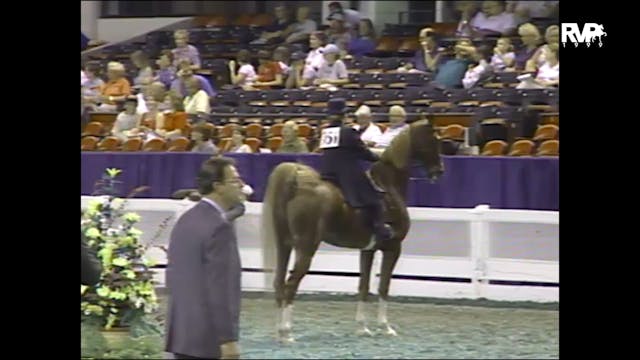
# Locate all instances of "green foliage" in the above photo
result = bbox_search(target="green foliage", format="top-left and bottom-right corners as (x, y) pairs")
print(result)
(81, 168), (169, 332)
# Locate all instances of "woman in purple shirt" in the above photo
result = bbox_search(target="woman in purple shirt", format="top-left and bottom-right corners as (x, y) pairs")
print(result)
(171, 29), (201, 70)
(513, 23), (542, 71)
(347, 18), (377, 57)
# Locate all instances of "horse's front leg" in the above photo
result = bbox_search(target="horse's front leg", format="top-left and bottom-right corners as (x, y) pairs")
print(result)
(377, 246), (401, 336)
(356, 249), (376, 336)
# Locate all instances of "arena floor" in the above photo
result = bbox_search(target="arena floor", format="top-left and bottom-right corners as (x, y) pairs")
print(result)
(83, 292), (557, 359)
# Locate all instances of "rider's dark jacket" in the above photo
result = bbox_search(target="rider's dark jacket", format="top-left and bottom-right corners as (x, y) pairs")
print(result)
(319, 118), (381, 208)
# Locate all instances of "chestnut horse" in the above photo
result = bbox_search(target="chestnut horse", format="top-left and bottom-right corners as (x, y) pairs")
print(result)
(261, 119), (443, 342)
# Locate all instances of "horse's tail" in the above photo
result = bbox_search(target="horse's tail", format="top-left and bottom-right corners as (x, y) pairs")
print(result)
(261, 162), (298, 291)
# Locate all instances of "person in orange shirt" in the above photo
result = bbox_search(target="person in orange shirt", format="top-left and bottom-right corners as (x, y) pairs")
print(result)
(253, 50), (284, 89)
(98, 62), (132, 111)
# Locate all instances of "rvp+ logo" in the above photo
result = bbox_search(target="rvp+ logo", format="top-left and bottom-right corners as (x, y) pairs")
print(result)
(561, 23), (606, 48)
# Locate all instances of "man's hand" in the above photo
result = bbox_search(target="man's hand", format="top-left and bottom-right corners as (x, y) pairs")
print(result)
(220, 341), (240, 359)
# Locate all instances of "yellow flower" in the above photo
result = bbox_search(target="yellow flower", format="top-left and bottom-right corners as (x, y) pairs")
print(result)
(128, 228), (143, 237)
(85, 305), (104, 316)
(96, 287), (111, 297)
(87, 200), (101, 213)
(112, 257), (129, 267)
(123, 213), (141, 222)
(121, 270), (136, 279)
(106, 168), (122, 178)
(85, 228), (100, 239)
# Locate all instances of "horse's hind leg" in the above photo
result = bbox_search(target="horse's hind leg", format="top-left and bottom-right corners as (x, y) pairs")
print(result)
(356, 250), (376, 336)
(274, 242), (292, 336)
(278, 245), (318, 343)
(378, 245), (401, 336)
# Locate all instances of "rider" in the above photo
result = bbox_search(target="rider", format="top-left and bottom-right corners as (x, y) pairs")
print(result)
(319, 98), (393, 247)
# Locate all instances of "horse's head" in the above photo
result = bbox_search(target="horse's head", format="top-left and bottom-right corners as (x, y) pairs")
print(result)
(380, 119), (444, 183)
(409, 119), (444, 182)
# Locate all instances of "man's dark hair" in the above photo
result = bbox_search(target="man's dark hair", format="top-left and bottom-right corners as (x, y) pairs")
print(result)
(196, 157), (236, 195)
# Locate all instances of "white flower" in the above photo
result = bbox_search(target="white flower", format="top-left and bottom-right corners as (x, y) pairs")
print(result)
(106, 228), (120, 237)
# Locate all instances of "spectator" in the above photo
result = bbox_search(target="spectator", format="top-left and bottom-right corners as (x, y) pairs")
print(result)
(226, 128), (253, 153)
(327, 1), (361, 37)
(130, 50), (154, 89)
(253, 50), (284, 90)
(526, 25), (559, 72)
(285, 6), (317, 44)
(285, 51), (308, 89)
(98, 61), (132, 111)
(190, 124), (219, 154)
(352, 105), (382, 147)
(274, 46), (292, 79)
(507, 1), (559, 24)
(140, 98), (187, 140)
(172, 29), (201, 70)
(461, 1), (517, 37)
(81, 62), (105, 110)
(251, 6), (293, 45)
(277, 121), (309, 153)
(455, 1), (481, 37)
(490, 37), (515, 71)
(300, 31), (329, 86)
(433, 39), (480, 89)
(183, 77), (211, 121)
(375, 106), (409, 148)
(112, 97), (142, 142)
(165, 156), (244, 360)
(228, 50), (257, 89)
(326, 12), (352, 48)
(314, 44), (349, 87)
(406, 27), (445, 73)
(348, 18), (377, 57)
(463, 44), (493, 89)
(517, 42), (558, 89)
(171, 60), (216, 98)
(155, 50), (177, 89)
(512, 23), (542, 71)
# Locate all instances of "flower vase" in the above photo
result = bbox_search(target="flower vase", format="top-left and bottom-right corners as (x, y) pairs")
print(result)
(100, 326), (130, 348)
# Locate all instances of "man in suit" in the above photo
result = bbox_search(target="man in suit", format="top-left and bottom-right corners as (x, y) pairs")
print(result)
(319, 98), (393, 248)
(81, 232), (103, 286)
(165, 157), (246, 360)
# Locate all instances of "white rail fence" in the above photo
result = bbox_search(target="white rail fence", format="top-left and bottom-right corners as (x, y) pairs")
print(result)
(81, 197), (559, 303)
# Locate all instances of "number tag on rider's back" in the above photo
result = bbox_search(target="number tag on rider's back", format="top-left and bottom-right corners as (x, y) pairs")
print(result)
(320, 127), (341, 149)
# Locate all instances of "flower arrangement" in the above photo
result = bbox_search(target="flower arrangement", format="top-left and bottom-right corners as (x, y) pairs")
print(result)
(81, 168), (168, 333)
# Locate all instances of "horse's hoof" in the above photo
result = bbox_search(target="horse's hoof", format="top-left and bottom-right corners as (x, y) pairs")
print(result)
(356, 326), (374, 337)
(380, 324), (398, 336)
(277, 329), (295, 344)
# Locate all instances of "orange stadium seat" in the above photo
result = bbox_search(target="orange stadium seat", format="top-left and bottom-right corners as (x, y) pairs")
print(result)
(81, 136), (99, 151)
(536, 140), (559, 156)
(167, 137), (191, 152)
(143, 138), (166, 152)
(97, 137), (120, 151)
(122, 137), (143, 152)
(482, 140), (508, 156)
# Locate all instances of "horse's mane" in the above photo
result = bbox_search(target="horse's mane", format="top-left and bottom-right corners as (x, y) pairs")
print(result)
(380, 120), (429, 170)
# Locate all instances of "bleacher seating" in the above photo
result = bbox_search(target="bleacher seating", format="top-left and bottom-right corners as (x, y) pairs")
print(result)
(82, 13), (559, 156)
